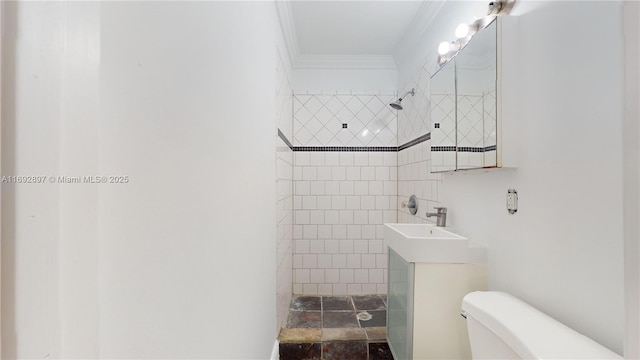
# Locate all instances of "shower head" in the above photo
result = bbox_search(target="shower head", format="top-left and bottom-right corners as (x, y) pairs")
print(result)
(389, 88), (415, 110)
(389, 100), (403, 110)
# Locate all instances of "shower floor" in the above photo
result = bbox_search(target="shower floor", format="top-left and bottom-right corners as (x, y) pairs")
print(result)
(278, 295), (393, 360)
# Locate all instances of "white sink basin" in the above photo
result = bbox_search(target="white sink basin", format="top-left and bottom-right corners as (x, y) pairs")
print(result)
(384, 223), (486, 264)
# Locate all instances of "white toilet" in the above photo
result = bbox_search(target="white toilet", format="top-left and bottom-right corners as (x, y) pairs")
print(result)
(461, 291), (621, 359)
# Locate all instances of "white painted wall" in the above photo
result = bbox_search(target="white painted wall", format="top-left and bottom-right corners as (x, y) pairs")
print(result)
(58, 2), (101, 357)
(396, 0), (625, 354)
(293, 68), (396, 93)
(99, 2), (277, 357)
(623, 0), (640, 357)
(2, 2), (65, 357)
(3, 1), (279, 358)
(1, 3), (102, 357)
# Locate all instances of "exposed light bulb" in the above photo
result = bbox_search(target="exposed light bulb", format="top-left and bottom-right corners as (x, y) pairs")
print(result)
(455, 23), (469, 39)
(437, 41), (450, 55)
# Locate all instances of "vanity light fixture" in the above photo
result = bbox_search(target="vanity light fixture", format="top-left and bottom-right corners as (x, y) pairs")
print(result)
(438, 41), (451, 55)
(488, 0), (512, 15)
(455, 23), (469, 39)
(436, 0), (515, 65)
(438, 41), (461, 62)
(436, 54), (449, 66)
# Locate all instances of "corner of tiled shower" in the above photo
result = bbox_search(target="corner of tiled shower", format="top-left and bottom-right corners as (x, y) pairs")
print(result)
(276, 53), (442, 358)
(291, 90), (399, 297)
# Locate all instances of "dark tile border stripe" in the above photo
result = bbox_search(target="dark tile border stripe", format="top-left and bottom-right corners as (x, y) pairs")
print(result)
(431, 145), (498, 153)
(278, 129), (294, 149)
(397, 133), (430, 151)
(431, 146), (456, 152)
(277, 129), (432, 153)
(458, 146), (485, 153)
(293, 146), (397, 152)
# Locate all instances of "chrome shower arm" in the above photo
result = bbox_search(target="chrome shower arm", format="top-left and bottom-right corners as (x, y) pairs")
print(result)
(398, 88), (415, 100)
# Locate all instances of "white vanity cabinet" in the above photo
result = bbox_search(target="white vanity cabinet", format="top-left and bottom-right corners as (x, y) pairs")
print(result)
(387, 250), (487, 360)
(384, 224), (487, 359)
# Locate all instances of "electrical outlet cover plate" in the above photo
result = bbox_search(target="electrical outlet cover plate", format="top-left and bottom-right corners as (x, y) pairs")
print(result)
(507, 189), (518, 214)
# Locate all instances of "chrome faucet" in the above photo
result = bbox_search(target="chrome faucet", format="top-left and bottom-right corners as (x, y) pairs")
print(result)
(426, 207), (447, 227)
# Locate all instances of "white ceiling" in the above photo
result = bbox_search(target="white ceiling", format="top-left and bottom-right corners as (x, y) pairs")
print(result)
(290, 1), (425, 56)
(277, 1), (445, 69)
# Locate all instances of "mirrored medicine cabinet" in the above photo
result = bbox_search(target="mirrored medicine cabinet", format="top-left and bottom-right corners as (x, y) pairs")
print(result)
(430, 17), (517, 173)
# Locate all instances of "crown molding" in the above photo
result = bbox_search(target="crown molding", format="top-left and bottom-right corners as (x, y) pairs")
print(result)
(275, 0), (398, 70)
(274, 1), (300, 68)
(393, 0), (447, 69)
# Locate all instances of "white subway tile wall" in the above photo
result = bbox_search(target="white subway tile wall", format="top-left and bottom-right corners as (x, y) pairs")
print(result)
(292, 77), (443, 294)
(431, 92), (456, 172)
(456, 94), (485, 169)
(397, 141), (442, 224)
(483, 89), (497, 147)
(276, 51), (293, 330)
(431, 150), (457, 172)
(457, 94), (484, 148)
(398, 66), (442, 224)
(293, 151), (397, 295)
(397, 65), (431, 145)
(431, 94), (455, 146)
(483, 89), (498, 167)
(430, 83), (498, 170)
(293, 91), (398, 147)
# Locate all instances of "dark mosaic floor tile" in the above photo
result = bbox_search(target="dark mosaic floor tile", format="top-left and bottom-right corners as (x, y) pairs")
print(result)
(352, 295), (386, 311)
(323, 311), (359, 328)
(369, 342), (394, 360)
(322, 296), (354, 311)
(279, 342), (321, 360)
(358, 310), (386, 328)
(322, 341), (367, 360)
(290, 296), (322, 311)
(287, 310), (322, 328)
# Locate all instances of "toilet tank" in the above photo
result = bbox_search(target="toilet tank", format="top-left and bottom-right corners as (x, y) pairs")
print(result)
(461, 291), (621, 359)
